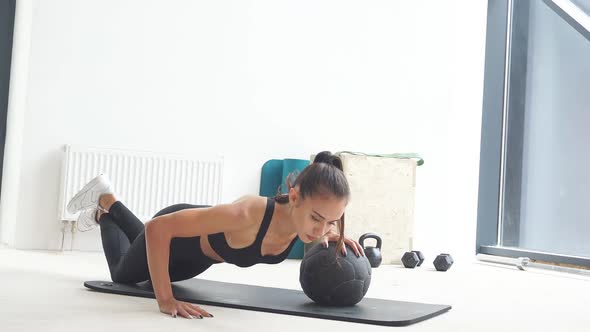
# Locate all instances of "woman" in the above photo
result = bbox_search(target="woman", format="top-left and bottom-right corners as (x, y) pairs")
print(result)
(67, 151), (364, 319)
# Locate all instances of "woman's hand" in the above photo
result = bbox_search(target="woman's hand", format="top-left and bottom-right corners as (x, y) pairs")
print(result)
(321, 231), (365, 257)
(158, 297), (213, 319)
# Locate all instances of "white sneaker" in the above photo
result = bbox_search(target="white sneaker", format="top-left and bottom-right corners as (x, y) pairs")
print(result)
(76, 208), (99, 232)
(76, 204), (110, 232)
(66, 174), (114, 214)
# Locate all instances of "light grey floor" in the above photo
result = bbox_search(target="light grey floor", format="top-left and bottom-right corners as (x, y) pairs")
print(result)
(1, 248), (589, 331)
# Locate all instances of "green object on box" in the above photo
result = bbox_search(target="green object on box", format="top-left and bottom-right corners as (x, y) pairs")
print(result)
(260, 158), (310, 259)
(336, 151), (424, 166)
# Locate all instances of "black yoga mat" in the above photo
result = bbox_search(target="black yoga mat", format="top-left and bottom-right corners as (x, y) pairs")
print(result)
(84, 279), (451, 326)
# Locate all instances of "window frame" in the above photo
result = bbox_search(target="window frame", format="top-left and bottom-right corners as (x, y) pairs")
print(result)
(476, 0), (590, 267)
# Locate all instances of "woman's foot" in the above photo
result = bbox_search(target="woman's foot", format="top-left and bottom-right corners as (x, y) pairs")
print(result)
(75, 194), (116, 232)
(66, 174), (114, 214)
(69, 174), (117, 232)
(76, 208), (101, 232)
(99, 193), (117, 211)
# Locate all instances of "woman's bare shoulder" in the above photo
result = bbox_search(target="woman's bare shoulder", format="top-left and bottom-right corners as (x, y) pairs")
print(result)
(232, 195), (271, 220)
(232, 194), (268, 204)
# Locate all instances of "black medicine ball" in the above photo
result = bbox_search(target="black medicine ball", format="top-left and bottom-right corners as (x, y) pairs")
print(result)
(299, 241), (372, 306)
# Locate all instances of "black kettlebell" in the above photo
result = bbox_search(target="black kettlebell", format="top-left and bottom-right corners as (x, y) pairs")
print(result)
(359, 233), (382, 268)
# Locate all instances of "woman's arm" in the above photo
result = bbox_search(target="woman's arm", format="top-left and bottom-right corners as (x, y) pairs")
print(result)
(144, 219), (174, 302)
(144, 199), (256, 317)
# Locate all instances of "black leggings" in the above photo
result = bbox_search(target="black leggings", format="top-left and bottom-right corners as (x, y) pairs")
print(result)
(99, 201), (219, 284)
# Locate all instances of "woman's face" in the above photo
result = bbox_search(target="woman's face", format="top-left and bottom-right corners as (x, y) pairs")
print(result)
(288, 187), (347, 243)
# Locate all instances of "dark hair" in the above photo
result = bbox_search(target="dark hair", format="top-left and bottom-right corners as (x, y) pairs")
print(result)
(274, 151), (350, 253)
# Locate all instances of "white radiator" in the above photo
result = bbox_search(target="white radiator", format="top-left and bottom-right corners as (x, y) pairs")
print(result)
(58, 145), (224, 222)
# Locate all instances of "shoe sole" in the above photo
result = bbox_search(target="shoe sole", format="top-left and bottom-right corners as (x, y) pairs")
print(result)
(66, 175), (106, 214)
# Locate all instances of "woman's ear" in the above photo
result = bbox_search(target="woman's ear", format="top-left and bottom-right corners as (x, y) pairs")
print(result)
(288, 187), (299, 206)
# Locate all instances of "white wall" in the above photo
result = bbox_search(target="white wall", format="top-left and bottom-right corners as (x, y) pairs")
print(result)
(0, 0), (487, 262)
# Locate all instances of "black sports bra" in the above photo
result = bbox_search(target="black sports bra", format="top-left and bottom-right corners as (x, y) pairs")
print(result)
(208, 197), (298, 267)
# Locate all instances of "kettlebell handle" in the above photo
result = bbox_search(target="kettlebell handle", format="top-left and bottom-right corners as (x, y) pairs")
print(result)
(359, 233), (382, 249)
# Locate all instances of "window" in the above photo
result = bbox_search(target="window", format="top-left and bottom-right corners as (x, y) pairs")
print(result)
(477, 0), (590, 267)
